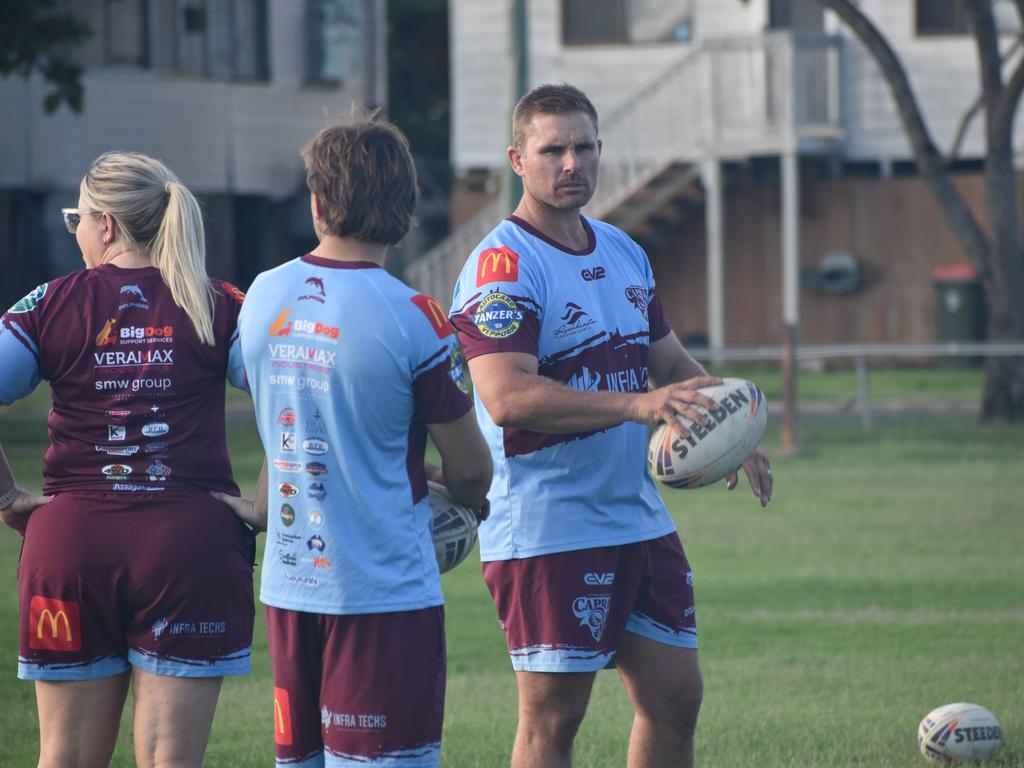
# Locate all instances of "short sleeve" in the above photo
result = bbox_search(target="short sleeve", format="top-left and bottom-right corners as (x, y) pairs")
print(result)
(0, 320), (41, 405)
(408, 293), (473, 424)
(218, 281), (249, 392)
(449, 242), (542, 360)
(0, 284), (49, 404)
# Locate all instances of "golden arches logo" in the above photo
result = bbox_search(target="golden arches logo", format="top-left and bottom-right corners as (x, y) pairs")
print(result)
(411, 294), (453, 339)
(273, 687), (293, 745)
(28, 596), (81, 651)
(476, 246), (520, 286)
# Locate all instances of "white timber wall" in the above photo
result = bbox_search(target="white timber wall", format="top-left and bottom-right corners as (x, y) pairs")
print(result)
(0, 3), (365, 197)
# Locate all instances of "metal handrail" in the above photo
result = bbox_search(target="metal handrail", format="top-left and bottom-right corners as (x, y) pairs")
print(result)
(406, 33), (843, 303)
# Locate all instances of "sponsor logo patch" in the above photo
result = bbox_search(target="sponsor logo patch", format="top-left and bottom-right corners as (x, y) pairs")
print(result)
(476, 246), (520, 286)
(118, 284), (149, 309)
(625, 285), (648, 320)
(277, 407), (296, 426)
(95, 318), (118, 346)
(411, 294), (453, 339)
(280, 504), (295, 526)
(280, 432), (296, 453)
(102, 463), (132, 477)
(303, 438), (328, 455)
(278, 482), (299, 498)
(147, 460), (171, 481)
(449, 346), (469, 394)
(223, 282), (245, 304)
(472, 293), (523, 339)
(572, 595), (611, 642)
(274, 688), (293, 745)
(299, 276), (326, 303)
(29, 596), (81, 651)
(8, 283), (48, 314)
(141, 422), (169, 437)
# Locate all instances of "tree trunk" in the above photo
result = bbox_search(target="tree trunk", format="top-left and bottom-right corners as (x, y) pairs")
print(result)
(817, 0), (1024, 421)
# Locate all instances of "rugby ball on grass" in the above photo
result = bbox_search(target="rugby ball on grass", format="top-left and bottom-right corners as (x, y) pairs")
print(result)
(428, 481), (479, 574)
(648, 378), (767, 489)
(917, 703), (1002, 764)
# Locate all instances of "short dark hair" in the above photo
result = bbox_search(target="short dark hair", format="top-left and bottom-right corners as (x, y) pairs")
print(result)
(512, 83), (599, 147)
(301, 119), (418, 245)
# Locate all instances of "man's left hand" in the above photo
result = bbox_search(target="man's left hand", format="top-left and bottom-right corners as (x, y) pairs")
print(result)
(726, 448), (772, 507)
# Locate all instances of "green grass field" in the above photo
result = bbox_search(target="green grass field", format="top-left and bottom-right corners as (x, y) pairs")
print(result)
(1, 369), (1021, 767)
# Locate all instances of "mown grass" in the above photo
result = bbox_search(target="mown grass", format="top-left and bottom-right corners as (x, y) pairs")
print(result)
(1, 369), (1021, 767)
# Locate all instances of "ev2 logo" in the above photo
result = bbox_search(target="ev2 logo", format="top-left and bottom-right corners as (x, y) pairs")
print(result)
(584, 572), (615, 586)
(581, 266), (606, 281)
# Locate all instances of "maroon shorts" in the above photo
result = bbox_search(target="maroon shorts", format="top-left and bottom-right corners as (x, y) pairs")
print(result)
(18, 491), (255, 681)
(482, 532), (697, 672)
(266, 605), (445, 768)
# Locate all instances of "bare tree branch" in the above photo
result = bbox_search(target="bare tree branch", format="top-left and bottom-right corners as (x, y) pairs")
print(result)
(816, 0), (991, 268)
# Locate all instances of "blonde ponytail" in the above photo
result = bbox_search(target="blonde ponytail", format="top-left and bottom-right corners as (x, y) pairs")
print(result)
(80, 152), (216, 345)
(151, 181), (215, 345)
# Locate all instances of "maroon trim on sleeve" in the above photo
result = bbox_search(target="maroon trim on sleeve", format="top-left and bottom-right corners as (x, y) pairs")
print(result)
(406, 420), (429, 504)
(648, 290), (672, 343)
(413, 358), (473, 425)
(300, 254), (384, 270)
(449, 309), (541, 361)
(507, 215), (595, 255)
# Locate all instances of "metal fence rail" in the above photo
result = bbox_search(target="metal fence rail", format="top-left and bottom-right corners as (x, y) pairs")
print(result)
(687, 342), (1024, 430)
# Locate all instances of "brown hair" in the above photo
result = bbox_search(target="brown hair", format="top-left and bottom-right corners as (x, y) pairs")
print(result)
(512, 83), (599, 148)
(301, 119), (418, 245)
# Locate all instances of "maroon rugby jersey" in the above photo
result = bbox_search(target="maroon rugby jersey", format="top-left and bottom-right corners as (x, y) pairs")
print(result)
(0, 265), (245, 495)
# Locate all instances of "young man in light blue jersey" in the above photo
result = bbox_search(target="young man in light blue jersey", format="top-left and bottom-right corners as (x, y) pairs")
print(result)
(221, 119), (492, 768)
(449, 84), (773, 768)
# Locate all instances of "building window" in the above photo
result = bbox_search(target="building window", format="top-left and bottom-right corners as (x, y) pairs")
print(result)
(166, 0), (269, 80)
(103, 0), (149, 67)
(306, 0), (364, 85)
(562, 0), (693, 45)
(916, 0), (969, 36)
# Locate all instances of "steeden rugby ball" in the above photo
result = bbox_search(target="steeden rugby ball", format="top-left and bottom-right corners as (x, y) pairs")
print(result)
(918, 702), (1002, 764)
(647, 378), (767, 489)
(428, 481), (479, 574)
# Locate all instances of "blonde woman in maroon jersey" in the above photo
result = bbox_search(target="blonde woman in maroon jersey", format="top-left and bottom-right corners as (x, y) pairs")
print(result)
(0, 152), (255, 768)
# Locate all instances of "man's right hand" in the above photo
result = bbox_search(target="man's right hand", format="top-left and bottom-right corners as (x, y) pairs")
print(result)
(631, 376), (724, 436)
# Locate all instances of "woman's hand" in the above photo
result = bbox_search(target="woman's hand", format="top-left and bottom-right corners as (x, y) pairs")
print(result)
(210, 491), (267, 532)
(1, 489), (52, 536)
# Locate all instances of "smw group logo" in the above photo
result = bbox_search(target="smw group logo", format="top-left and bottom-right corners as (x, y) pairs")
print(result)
(29, 596), (81, 651)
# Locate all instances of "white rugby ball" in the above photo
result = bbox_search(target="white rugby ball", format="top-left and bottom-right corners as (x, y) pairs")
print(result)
(647, 378), (767, 489)
(917, 703), (1002, 764)
(428, 481), (479, 574)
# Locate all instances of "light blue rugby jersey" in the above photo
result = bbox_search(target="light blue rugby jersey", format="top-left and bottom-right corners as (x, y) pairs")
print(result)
(238, 255), (472, 614)
(450, 216), (676, 561)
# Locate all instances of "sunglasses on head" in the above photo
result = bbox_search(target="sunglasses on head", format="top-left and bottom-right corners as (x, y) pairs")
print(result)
(61, 208), (82, 234)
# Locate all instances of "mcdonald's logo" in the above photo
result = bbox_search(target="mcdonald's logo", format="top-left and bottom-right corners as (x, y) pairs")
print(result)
(411, 294), (453, 339)
(476, 246), (520, 287)
(273, 687), (293, 746)
(28, 596), (81, 651)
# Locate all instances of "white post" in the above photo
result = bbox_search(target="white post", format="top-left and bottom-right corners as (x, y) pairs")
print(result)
(703, 158), (725, 366)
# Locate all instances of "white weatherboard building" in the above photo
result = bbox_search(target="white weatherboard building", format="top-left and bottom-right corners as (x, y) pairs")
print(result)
(0, 0), (385, 291)
(410, 0), (1020, 348)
